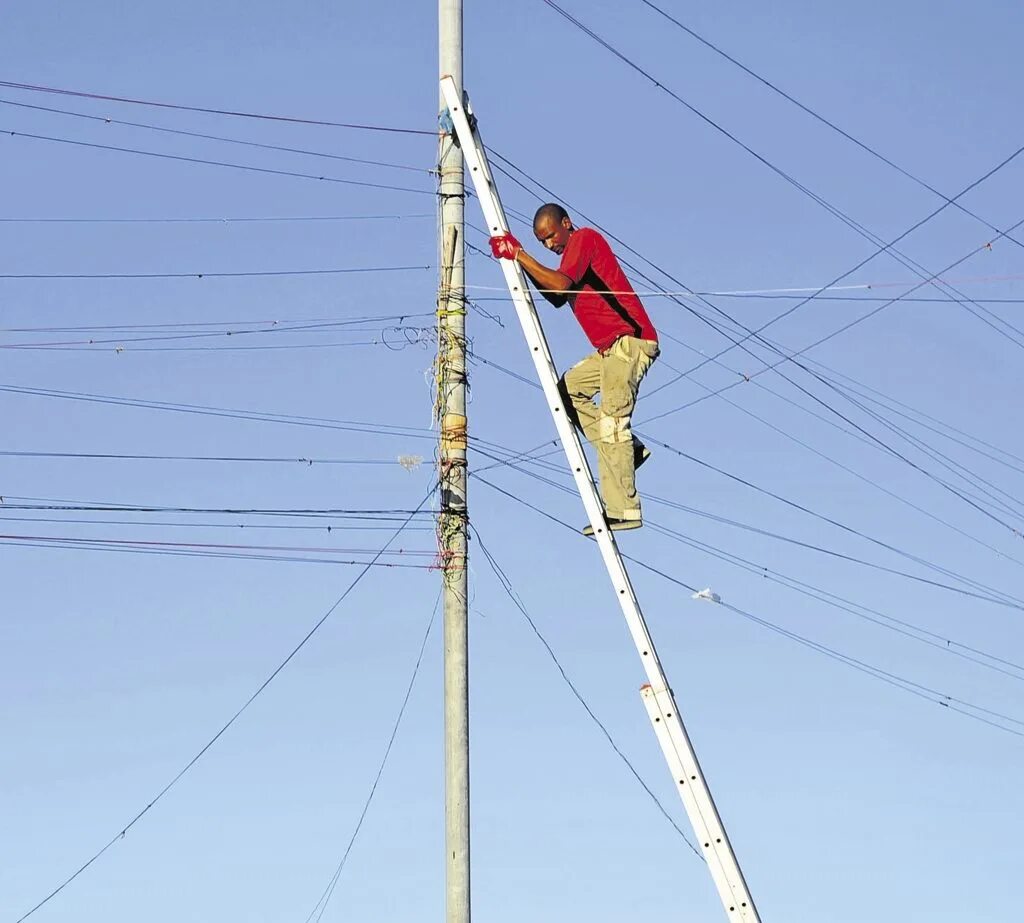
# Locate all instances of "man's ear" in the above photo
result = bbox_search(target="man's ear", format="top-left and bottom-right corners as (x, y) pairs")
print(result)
(562, 216), (573, 230)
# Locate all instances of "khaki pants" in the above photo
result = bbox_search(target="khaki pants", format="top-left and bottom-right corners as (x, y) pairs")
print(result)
(558, 336), (660, 520)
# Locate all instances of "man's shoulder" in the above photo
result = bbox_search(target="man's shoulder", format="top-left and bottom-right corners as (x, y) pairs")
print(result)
(570, 226), (611, 254)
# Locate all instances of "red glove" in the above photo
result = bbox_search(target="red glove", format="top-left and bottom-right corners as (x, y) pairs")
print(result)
(489, 232), (522, 261)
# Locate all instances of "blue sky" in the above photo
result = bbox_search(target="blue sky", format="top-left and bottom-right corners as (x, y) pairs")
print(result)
(2, 2), (1023, 921)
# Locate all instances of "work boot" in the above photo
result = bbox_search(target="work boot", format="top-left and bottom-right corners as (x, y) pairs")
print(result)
(583, 517), (643, 537)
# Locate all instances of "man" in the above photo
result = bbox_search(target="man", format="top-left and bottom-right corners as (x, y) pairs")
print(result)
(490, 204), (660, 534)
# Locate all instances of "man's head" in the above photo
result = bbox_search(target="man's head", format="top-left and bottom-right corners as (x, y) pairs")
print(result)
(533, 203), (574, 255)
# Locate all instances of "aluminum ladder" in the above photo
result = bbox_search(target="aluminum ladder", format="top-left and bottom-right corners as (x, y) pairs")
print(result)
(441, 76), (761, 923)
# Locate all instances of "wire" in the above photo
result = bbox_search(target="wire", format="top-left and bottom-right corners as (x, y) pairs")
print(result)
(0, 382), (536, 465)
(5, 340), (427, 355)
(640, 517), (1024, 682)
(636, 0), (1024, 253)
(12, 481), (438, 923)
(0, 213), (434, 224)
(0, 537), (434, 570)
(631, 437), (1024, 608)
(537, 0), (1024, 343)
(0, 532), (434, 558)
(471, 442), (1024, 682)
(0, 79), (435, 135)
(642, 526), (1024, 684)
(0, 311), (436, 334)
(0, 384), (442, 441)
(477, 435), (1024, 687)
(474, 475), (1024, 740)
(470, 354), (1024, 604)
(486, 151), (1024, 536)
(622, 334), (1024, 569)
(494, 143), (1024, 435)
(489, 26), (1024, 406)
(473, 438), (1024, 614)
(0, 98), (430, 173)
(0, 319), (433, 349)
(638, 240), (1024, 539)
(799, 355), (1024, 475)
(641, 216), (1024, 417)
(1, 128), (435, 195)
(0, 497), (435, 518)
(303, 592), (440, 923)
(472, 340), (1024, 562)
(0, 451), (414, 465)
(0, 263), (431, 280)
(0, 515), (435, 533)
(471, 524), (703, 858)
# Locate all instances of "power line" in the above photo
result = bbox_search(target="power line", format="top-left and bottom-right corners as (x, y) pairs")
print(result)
(500, 13), (1024, 387)
(636, 0), (1024, 252)
(538, 0), (1024, 337)
(468, 282), (1024, 304)
(0, 127), (434, 195)
(479, 317), (1024, 540)
(472, 439), (1024, 613)
(472, 339), (1024, 567)
(471, 524), (703, 859)
(642, 492), (1024, 611)
(0, 497), (435, 518)
(632, 437), (1024, 608)
(473, 440), (1024, 676)
(632, 237), (1024, 538)
(0, 514), (435, 533)
(304, 592), (440, 923)
(0, 263), (431, 280)
(499, 139), (1024, 419)
(470, 451), (1024, 702)
(0, 311), (436, 334)
(12, 483), (438, 923)
(0, 79), (435, 135)
(0, 383), (442, 440)
(0, 537), (434, 570)
(470, 354), (1024, 604)
(0, 213), (434, 224)
(0, 450), (415, 465)
(4, 339), (426, 355)
(0, 98), (431, 173)
(486, 151), (1024, 534)
(0, 382), (536, 466)
(474, 475), (1024, 740)
(641, 518), (1024, 684)
(0, 532), (434, 557)
(0, 319), (432, 349)
(617, 333), (1024, 570)
(640, 216), (1024, 418)
(799, 354), (1024, 475)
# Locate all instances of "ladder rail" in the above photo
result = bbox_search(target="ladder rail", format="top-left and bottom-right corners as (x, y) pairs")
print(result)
(441, 77), (761, 923)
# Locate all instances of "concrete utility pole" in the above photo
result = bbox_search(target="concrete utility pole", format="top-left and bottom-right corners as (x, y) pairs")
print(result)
(437, 2), (470, 923)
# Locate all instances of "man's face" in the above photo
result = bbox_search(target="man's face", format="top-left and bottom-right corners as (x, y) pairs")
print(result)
(534, 215), (573, 255)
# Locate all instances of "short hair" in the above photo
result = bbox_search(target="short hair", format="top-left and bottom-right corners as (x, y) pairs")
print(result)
(533, 203), (570, 227)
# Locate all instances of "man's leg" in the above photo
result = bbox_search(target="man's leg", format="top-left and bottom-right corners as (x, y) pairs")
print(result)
(595, 337), (659, 522)
(558, 351), (603, 444)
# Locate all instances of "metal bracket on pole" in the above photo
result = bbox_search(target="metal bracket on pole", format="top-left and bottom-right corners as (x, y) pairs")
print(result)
(440, 76), (761, 922)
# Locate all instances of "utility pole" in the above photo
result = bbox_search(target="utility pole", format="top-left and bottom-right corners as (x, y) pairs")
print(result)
(437, 3), (470, 923)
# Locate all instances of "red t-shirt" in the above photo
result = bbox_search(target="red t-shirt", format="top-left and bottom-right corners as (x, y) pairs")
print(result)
(557, 227), (658, 352)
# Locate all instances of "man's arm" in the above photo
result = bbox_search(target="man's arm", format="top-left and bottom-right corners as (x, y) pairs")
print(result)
(490, 233), (573, 307)
(516, 251), (573, 307)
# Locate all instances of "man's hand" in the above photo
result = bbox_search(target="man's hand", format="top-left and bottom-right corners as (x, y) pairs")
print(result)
(489, 232), (522, 261)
